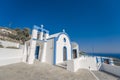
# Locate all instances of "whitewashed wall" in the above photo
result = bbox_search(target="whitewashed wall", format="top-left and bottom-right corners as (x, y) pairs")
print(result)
(67, 56), (98, 72)
(0, 48), (23, 66)
(79, 56), (98, 70)
(56, 34), (71, 64)
(46, 39), (54, 64)
(0, 40), (20, 48)
(67, 58), (81, 72)
(27, 29), (37, 64)
(100, 63), (120, 77)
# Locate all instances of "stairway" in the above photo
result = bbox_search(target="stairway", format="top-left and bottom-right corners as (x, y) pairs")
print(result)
(56, 61), (67, 69)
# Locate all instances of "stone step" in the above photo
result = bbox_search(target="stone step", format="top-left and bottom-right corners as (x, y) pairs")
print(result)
(56, 64), (67, 69)
(56, 62), (67, 69)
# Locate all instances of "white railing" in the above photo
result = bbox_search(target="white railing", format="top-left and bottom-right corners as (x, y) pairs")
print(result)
(97, 63), (102, 70)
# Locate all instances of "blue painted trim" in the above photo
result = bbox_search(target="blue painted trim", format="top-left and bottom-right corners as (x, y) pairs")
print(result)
(101, 58), (104, 63)
(33, 25), (45, 32)
(53, 33), (72, 64)
(53, 37), (57, 65)
(32, 38), (47, 42)
(71, 43), (72, 59)
(52, 32), (73, 64)
(56, 32), (71, 42)
(43, 29), (49, 34)
(100, 57), (102, 63)
(32, 38), (37, 40)
(38, 29), (43, 32)
(66, 47), (68, 60)
(96, 57), (98, 63)
(32, 38), (36, 40)
(56, 32), (72, 60)
(34, 25), (40, 30)
(47, 32), (71, 42)
(47, 37), (54, 40)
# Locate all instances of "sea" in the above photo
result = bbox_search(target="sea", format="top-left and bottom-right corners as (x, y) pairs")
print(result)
(86, 53), (120, 59)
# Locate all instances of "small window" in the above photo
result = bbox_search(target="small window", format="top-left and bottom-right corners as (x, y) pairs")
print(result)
(64, 38), (66, 42)
(37, 34), (39, 39)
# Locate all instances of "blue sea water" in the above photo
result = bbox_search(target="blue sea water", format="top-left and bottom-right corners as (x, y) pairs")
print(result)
(86, 53), (120, 59)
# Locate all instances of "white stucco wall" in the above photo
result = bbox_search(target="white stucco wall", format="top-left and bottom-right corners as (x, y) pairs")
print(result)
(27, 29), (37, 64)
(79, 56), (98, 70)
(67, 58), (81, 72)
(46, 39), (54, 64)
(0, 40), (20, 48)
(67, 56), (98, 72)
(0, 48), (23, 66)
(100, 63), (120, 77)
(41, 42), (47, 62)
(22, 42), (30, 62)
(56, 34), (71, 64)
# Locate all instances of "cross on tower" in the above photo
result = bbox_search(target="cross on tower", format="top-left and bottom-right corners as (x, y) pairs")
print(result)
(63, 29), (65, 33)
(40, 24), (44, 29)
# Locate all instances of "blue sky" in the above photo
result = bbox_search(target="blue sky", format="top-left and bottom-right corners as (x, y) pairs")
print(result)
(0, 0), (120, 53)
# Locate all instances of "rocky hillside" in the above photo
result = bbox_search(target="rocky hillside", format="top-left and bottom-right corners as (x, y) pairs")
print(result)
(0, 27), (31, 44)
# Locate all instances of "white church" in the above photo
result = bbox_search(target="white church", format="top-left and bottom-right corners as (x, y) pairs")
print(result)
(22, 25), (114, 72)
(22, 25), (79, 65)
(0, 25), (115, 72)
(0, 25), (119, 77)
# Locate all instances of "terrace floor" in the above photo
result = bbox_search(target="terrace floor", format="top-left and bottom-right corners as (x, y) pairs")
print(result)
(0, 61), (119, 80)
(0, 62), (96, 80)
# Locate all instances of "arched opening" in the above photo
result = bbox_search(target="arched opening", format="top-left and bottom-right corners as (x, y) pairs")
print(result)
(73, 49), (77, 59)
(63, 47), (67, 61)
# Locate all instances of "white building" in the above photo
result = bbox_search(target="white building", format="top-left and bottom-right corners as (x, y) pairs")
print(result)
(22, 25), (114, 72)
(22, 25), (79, 65)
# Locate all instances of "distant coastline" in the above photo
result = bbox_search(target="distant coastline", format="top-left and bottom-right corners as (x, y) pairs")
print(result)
(86, 53), (120, 66)
(86, 53), (120, 59)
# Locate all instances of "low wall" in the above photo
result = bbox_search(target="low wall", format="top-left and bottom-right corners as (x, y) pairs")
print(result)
(0, 48), (23, 66)
(67, 56), (98, 72)
(100, 63), (120, 77)
(0, 40), (20, 48)
(67, 58), (80, 72)
(79, 56), (98, 70)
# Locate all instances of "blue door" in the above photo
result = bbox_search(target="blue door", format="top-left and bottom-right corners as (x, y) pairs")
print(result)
(35, 46), (40, 59)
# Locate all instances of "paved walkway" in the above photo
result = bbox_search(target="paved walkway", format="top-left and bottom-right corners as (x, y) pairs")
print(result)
(92, 71), (120, 80)
(0, 62), (96, 80)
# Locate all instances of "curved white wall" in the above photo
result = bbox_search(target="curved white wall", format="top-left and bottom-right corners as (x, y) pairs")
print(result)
(56, 34), (71, 64)
(0, 48), (23, 66)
